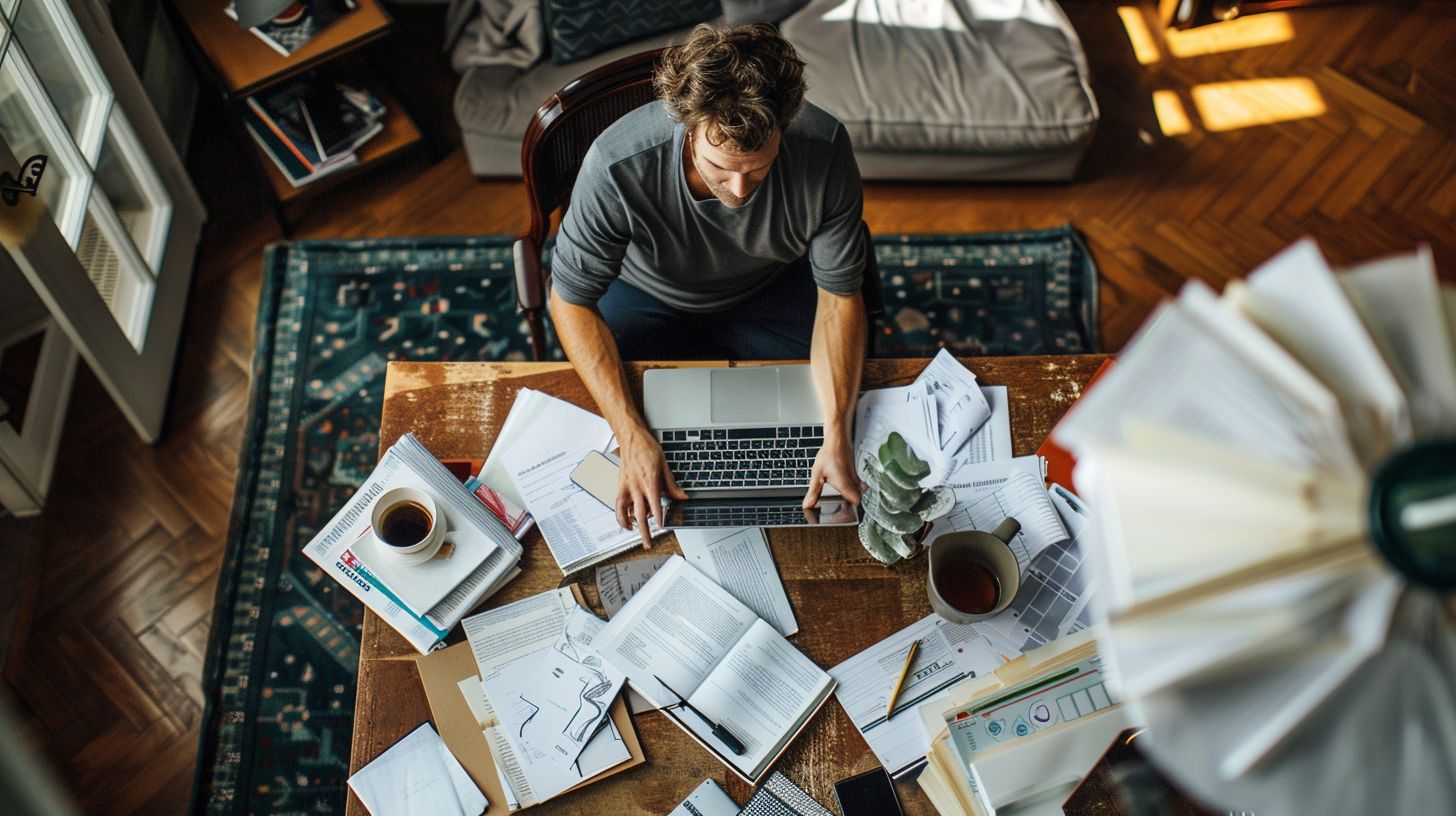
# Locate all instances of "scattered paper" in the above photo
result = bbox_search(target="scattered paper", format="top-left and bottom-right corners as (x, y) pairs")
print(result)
(951, 386), (1012, 467)
(855, 382), (941, 478)
(973, 484), (1096, 655)
(347, 722), (486, 816)
(462, 587), (576, 679)
(829, 614), (1004, 777)
(916, 349), (993, 456)
(524, 607), (627, 766)
(459, 589), (632, 807)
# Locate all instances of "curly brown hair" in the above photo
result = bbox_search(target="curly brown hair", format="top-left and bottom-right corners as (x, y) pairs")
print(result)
(653, 23), (807, 153)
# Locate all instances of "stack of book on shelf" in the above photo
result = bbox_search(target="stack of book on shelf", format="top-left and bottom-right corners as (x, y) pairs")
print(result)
(301, 433), (523, 653)
(244, 71), (385, 188)
(1051, 239), (1456, 816)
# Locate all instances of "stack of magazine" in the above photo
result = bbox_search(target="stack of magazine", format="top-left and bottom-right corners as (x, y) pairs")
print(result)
(302, 433), (523, 653)
(244, 71), (385, 188)
(1052, 239), (1456, 815)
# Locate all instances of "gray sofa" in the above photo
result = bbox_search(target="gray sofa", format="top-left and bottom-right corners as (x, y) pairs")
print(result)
(453, 0), (1097, 181)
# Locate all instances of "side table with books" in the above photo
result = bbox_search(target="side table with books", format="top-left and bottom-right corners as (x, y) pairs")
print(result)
(167, 0), (423, 234)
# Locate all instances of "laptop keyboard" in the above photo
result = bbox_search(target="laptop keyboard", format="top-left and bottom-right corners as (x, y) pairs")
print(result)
(658, 425), (824, 490)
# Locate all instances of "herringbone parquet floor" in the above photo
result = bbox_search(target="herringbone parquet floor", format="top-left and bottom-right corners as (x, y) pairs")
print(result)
(4, 2), (1454, 813)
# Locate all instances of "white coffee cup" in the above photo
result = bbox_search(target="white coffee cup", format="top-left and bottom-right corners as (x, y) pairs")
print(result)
(370, 487), (451, 564)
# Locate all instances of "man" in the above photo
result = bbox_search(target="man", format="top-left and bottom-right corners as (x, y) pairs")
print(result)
(549, 23), (866, 544)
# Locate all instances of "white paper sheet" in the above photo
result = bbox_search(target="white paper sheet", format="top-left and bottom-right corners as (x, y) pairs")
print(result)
(915, 349), (993, 456)
(974, 484), (1096, 655)
(829, 615), (1004, 777)
(474, 653), (631, 805)
(523, 607), (627, 766)
(958, 386), (1011, 465)
(926, 456), (1069, 569)
(677, 527), (798, 636)
(347, 723), (486, 816)
(500, 389), (657, 573)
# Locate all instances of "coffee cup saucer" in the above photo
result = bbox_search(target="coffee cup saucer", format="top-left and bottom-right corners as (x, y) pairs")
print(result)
(380, 531), (445, 566)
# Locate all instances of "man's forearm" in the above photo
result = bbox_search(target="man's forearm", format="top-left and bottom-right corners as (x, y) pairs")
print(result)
(549, 290), (646, 438)
(810, 289), (866, 439)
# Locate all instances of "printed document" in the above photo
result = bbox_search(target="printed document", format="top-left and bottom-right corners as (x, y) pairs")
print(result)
(459, 673), (629, 808)
(500, 389), (660, 573)
(915, 349), (993, 457)
(347, 722), (486, 816)
(596, 530), (798, 637)
(829, 615), (1004, 777)
(854, 382), (940, 471)
(596, 556), (835, 783)
(927, 457), (1069, 569)
(933, 386), (1012, 481)
(975, 484), (1096, 655)
(459, 589), (630, 806)
(597, 555), (673, 618)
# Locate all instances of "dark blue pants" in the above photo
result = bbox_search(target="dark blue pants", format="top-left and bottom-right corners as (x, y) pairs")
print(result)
(596, 262), (817, 360)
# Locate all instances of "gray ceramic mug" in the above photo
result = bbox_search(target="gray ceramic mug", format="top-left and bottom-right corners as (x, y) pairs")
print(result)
(927, 517), (1022, 623)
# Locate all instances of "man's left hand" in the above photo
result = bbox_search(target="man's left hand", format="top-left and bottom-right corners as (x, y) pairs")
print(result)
(803, 430), (862, 509)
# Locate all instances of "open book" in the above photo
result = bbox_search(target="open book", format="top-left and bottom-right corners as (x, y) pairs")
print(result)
(596, 556), (835, 783)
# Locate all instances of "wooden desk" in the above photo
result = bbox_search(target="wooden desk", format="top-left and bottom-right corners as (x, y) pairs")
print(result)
(349, 356), (1108, 815)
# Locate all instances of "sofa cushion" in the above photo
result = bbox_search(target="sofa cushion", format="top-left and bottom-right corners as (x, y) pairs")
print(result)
(722, 0), (812, 25)
(455, 25), (693, 160)
(543, 0), (718, 64)
(781, 0), (1096, 154)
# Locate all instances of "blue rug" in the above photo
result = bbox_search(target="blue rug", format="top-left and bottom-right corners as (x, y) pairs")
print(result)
(192, 228), (1097, 815)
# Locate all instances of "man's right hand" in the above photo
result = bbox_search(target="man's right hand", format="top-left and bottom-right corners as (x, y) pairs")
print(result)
(614, 423), (689, 547)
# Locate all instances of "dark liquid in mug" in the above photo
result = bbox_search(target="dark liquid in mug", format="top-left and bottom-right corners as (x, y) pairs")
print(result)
(379, 501), (432, 547)
(936, 553), (1001, 614)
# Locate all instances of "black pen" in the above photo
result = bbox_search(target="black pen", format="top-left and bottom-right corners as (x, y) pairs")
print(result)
(653, 674), (747, 756)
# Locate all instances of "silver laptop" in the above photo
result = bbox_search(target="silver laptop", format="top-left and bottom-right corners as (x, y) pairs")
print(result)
(643, 364), (859, 528)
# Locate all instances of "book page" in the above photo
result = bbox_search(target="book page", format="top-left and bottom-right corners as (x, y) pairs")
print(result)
(1055, 295), (1358, 478)
(596, 557), (759, 705)
(1233, 239), (1410, 464)
(677, 527), (798, 636)
(1339, 247), (1456, 438)
(686, 619), (833, 777)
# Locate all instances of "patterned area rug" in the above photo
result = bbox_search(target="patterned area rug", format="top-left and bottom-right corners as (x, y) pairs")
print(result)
(193, 228), (1097, 815)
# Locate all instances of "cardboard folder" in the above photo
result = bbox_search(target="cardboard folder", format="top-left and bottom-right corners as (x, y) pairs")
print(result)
(415, 587), (645, 810)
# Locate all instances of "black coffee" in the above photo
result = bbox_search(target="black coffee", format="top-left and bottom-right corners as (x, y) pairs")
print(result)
(936, 552), (1001, 614)
(379, 501), (432, 547)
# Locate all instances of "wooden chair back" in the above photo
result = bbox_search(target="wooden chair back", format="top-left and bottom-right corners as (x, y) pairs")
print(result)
(513, 48), (884, 360)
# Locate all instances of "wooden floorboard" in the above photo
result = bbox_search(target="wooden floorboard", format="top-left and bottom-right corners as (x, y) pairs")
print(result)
(4, 2), (1454, 813)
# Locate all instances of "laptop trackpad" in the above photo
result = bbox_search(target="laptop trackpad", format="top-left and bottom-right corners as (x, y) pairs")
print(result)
(711, 368), (780, 423)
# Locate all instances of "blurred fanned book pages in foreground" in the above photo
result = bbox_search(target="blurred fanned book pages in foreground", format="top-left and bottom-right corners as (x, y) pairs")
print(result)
(1051, 238), (1456, 816)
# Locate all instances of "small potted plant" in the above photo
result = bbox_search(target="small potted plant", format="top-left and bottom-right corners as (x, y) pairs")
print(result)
(857, 432), (953, 564)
